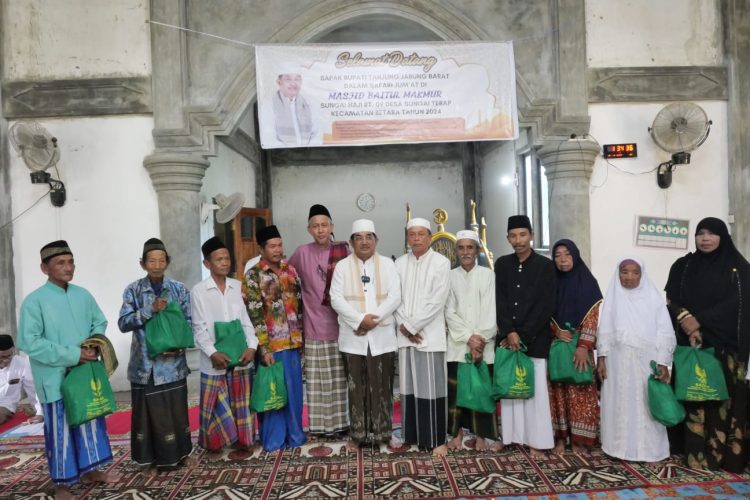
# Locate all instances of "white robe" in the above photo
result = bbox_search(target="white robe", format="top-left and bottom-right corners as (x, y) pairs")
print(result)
(501, 357), (554, 449)
(597, 256), (676, 462)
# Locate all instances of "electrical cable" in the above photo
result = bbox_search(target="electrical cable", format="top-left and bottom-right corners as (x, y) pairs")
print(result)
(0, 189), (52, 232)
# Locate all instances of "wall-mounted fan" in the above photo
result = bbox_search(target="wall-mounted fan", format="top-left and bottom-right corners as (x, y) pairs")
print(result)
(648, 102), (711, 189)
(201, 192), (245, 223)
(9, 121), (66, 206)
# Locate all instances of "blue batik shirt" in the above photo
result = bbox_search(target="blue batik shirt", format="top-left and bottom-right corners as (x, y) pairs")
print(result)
(118, 276), (191, 385)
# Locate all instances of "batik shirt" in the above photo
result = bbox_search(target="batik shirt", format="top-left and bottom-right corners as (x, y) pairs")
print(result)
(245, 259), (303, 355)
(118, 276), (191, 385)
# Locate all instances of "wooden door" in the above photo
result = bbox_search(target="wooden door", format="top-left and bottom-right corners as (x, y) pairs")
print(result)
(232, 207), (272, 278)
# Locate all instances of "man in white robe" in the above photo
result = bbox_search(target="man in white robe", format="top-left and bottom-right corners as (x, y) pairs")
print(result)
(395, 217), (451, 457)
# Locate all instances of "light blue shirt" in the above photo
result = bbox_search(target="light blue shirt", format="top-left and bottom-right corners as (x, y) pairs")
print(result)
(18, 281), (108, 404)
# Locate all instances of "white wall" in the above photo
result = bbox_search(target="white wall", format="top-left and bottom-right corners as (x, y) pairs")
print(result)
(271, 161), (464, 259)
(586, 0), (722, 67)
(588, 101), (728, 294)
(480, 141), (518, 258)
(11, 116), (157, 392)
(2, 0), (151, 79)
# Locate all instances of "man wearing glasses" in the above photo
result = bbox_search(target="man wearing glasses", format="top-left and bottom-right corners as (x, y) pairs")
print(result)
(288, 204), (350, 439)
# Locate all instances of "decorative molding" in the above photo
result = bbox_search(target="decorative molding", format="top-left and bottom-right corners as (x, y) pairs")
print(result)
(588, 66), (727, 103)
(2, 76), (152, 118)
(143, 153), (210, 192)
(519, 98), (591, 146)
(149, 0), (490, 156)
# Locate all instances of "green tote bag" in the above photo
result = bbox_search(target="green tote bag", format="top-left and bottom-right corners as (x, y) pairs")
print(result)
(250, 361), (288, 412)
(493, 344), (535, 399)
(61, 361), (117, 426)
(144, 301), (194, 358)
(673, 346), (729, 402)
(456, 354), (498, 414)
(214, 319), (249, 368)
(647, 361), (686, 427)
(548, 331), (594, 385)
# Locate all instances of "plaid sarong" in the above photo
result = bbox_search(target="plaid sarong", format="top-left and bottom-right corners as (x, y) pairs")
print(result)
(199, 368), (253, 451)
(304, 340), (349, 434)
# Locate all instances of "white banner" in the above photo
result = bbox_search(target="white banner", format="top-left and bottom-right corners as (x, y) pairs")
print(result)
(256, 42), (518, 149)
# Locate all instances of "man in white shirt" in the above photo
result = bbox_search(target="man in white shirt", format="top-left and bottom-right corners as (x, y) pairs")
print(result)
(0, 335), (43, 424)
(395, 217), (451, 457)
(191, 236), (258, 452)
(330, 219), (401, 452)
(445, 230), (501, 452)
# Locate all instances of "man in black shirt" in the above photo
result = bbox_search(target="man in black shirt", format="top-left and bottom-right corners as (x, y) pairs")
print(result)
(495, 215), (556, 457)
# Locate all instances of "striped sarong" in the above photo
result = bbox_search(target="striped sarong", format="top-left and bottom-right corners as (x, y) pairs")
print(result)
(399, 347), (448, 449)
(199, 367), (253, 451)
(304, 340), (349, 434)
(42, 399), (113, 486)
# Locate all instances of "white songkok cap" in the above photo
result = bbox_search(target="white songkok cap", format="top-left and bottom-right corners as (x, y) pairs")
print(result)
(351, 219), (376, 235)
(406, 217), (432, 232)
(456, 229), (480, 244)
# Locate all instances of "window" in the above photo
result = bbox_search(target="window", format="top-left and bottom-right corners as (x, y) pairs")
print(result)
(519, 150), (550, 251)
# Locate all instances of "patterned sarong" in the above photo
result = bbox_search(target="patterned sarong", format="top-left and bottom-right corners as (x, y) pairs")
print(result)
(345, 350), (395, 444)
(131, 377), (193, 467)
(305, 339), (349, 434)
(42, 399), (113, 486)
(199, 367), (253, 451)
(399, 347), (448, 449)
(549, 379), (599, 446)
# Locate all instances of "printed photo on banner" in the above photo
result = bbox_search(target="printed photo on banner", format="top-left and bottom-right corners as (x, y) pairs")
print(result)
(256, 42), (519, 149)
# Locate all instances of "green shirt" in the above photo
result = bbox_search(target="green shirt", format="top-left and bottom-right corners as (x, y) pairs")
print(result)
(18, 281), (108, 403)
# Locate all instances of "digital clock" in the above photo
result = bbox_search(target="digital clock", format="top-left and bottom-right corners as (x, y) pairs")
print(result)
(602, 143), (637, 159)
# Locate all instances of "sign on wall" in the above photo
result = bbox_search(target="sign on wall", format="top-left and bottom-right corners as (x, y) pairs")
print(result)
(635, 215), (690, 250)
(255, 42), (518, 149)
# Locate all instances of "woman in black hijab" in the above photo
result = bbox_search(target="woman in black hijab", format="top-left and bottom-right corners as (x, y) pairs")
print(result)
(549, 239), (603, 453)
(665, 217), (750, 472)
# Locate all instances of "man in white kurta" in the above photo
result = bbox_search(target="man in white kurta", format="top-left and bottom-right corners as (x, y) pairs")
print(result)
(330, 219), (401, 451)
(445, 230), (501, 451)
(395, 217), (451, 457)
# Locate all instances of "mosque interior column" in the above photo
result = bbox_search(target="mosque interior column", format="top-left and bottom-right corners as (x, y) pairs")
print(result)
(537, 139), (600, 262)
(143, 153), (210, 288)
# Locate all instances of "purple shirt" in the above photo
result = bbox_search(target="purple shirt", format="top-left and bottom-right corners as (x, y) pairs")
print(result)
(288, 242), (343, 341)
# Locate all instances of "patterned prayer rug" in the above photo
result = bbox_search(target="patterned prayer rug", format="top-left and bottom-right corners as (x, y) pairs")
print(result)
(1, 437), (748, 499)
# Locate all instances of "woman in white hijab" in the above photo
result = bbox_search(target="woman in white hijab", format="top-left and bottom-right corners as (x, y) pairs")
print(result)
(597, 256), (676, 462)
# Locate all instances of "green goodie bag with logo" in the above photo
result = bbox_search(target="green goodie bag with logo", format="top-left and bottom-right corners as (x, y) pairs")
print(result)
(456, 354), (498, 414)
(493, 344), (535, 399)
(250, 361), (288, 412)
(144, 301), (194, 358)
(548, 327), (594, 385)
(673, 346), (729, 402)
(214, 319), (248, 368)
(647, 361), (686, 427)
(61, 361), (117, 426)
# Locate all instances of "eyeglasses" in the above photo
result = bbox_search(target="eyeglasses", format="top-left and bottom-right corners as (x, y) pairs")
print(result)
(352, 234), (376, 242)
